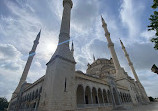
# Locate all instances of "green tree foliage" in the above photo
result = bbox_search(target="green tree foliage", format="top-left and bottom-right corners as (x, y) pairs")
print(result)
(148, 0), (158, 50)
(0, 97), (9, 111)
(148, 96), (155, 102)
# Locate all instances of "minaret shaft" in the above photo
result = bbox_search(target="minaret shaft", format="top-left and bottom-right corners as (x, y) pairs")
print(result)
(14, 30), (41, 94)
(120, 40), (140, 82)
(59, 0), (73, 46)
(19, 57), (33, 84)
(120, 40), (150, 103)
(49, 0), (74, 63)
(101, 16), (121, 73)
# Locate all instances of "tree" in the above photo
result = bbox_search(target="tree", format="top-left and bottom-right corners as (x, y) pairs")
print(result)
(151, 64), (158, 74)
(148, 0), (158, 50)
(0, 97), (9, 111)
(148, 96), (155, 102)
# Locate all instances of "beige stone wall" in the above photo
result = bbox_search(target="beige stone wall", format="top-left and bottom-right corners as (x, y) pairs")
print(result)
(75, 73), (110, 91)
(39, 58), (76, 111)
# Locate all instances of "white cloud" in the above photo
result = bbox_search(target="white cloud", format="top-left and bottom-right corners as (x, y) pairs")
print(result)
(0, 0), (158, 100)
(0, 44), (25, 99)
(0, 44), (24, 71)
(71, 0), (99, 34)
(120, 0), (145, 40)
(137, 70), (158, 97)
(141, 30), (156, 40)
(34, 60), (41, 68)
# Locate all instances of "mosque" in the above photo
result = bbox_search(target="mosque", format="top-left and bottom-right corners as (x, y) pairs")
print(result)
(8, 0), (150, 111)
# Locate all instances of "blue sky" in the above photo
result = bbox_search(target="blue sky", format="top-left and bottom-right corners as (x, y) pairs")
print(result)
(0, 0), (158, 100)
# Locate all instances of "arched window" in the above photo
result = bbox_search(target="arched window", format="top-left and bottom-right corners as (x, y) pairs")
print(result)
(120, 92), (123, 103)
(27, 94), (29, 101)
(123, 93), (126, 102)
(92, 87), (98, 104)
(103, 89), (108, 103)
(39, 87), (42, 95)
(127, 94), (130, 102)
(125, 93), (128, 102)
(32, 91), (35, 100)
(29, 93), (32, 101)
(35, 89), (38, 99)
(76, 85), (84, 105)
(85, 86), (92, 104)
(113, 88), (119, 105)
(107, 90), (112, 103)
(98, 88), (103, 104)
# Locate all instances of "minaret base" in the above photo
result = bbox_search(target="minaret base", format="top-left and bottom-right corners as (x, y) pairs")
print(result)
(38, 56), (76, 111)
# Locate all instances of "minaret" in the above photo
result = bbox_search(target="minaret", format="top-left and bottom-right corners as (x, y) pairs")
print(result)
(71, 41), (74, 56)
(13, 30), (41, 95)
(48, 0), (74, 63)
(119, 39), (140, 82)
(93, 54), (96, 61)
(39, 0), (76, 110)
(120, 39), (150, 103)
(101, 16), (122, 76)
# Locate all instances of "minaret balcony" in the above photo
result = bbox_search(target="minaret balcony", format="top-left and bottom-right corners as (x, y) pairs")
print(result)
(105, 32), (110, 37)
(63, 0), (73, 8)
(108, 43), (114, 48)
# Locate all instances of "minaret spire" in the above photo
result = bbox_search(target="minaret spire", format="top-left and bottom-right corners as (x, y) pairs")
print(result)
(14, 30), (41, 95)
(120, 39), (150, 103)
(119, 39), (140, 82)
(71, 41), (74, 55)
(101, 16), (122, 76)
(93, 54), (95, 61)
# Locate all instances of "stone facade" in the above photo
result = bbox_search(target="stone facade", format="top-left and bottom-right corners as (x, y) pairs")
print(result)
(8, 0), (149, 111)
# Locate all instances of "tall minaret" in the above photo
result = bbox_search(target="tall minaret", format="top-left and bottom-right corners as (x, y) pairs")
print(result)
(14, 30), (41, 95)
(39, 0), (76, 110)
(120, 39), (150, 103)
(101, 16), (122, 76)
(119, 39), (140, 82)
(49, 0), (74, 63)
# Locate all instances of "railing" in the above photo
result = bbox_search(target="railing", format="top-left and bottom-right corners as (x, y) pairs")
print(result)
(18, 108), (36, 111)
(77, 103), (112, 108)
(121, 102), (132, 105)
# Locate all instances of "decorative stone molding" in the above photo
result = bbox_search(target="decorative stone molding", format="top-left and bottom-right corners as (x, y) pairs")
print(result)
(105, 32), (110, 37)
(108, 42), (114, 48)
(47, 55), (76, 65)
(125, 54), (129, 57)
(128, 62), (133, 66)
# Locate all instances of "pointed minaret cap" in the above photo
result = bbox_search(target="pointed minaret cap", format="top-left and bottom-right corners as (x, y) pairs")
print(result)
(71, 40), (74, 51)
(101, 15), (103, 21)
(34, 29), (41, 43)
(119, 38), (122, 44)
(93, 54), (96, 62)
(101, 15), (110, 36)
(101, 15), (107, 26)
(119, 38), (125, 49)
(30, 29), (41, 54)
